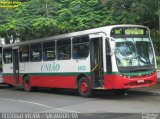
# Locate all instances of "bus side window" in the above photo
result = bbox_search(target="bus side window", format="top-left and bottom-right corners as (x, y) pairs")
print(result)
(72, 36), (89, 59)
(30, 43), (42, 62)
(56, 38), (71, 60)
(43, 41), (55, 61)
(20, 45), (29, 62)
(3, 48), (12, 63)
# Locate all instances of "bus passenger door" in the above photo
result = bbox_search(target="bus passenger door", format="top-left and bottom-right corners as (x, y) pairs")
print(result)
(90, 37), (104, 87)
(13, 48), (20, 85)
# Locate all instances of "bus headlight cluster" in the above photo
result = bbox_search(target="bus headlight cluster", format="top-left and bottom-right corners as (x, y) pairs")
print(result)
(146, 72), (154, 76)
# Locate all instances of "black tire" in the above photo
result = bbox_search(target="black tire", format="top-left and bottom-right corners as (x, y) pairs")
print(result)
(23, 76), (32, 92)
(78, 77), (92, 97)
(7, 84), (13, 88)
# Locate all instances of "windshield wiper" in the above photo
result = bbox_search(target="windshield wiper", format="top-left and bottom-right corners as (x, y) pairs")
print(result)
(129, 69), (144, 72)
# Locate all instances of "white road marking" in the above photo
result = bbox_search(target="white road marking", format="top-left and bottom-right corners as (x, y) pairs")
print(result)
(0, 97), (80, 113)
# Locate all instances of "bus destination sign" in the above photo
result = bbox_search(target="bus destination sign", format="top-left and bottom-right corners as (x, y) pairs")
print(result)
(111, 27), (149, 37)
(125, 28), (144, 35)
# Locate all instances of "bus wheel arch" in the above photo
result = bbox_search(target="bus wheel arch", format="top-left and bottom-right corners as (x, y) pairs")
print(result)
(76, 73), (88, 88)
(22, 74), (32, 92)
(77, 74), (92, 97)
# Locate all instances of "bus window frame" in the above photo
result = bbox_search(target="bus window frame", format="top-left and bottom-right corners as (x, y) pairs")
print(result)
(30, 43), (42, 62)
(56, 38), (71, 60)
(72, 35), (89, 60)
(19, 45), (29, 63)
(42, 41), (56, 61)
(3, 48), (13, 64)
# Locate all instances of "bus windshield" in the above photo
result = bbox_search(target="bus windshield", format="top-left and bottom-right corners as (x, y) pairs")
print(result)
(115, 38), (155, 72)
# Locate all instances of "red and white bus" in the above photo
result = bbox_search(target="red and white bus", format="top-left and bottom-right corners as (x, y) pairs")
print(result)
(0, 45), (3, 83)
(2, 25), (157, 97)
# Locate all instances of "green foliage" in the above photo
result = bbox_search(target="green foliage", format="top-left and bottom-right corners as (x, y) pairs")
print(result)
(32, 17), (59, 37)
(150, 29), (160, 56)
(156, 56), (160, 65)
(0, 0), (159, 48)
(158, 64), (160, 70)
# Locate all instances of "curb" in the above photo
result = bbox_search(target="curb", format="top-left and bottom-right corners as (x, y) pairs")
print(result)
(128, 90), (160, 96)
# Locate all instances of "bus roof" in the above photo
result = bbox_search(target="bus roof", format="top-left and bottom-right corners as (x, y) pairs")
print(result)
(3, 24), (148, 48)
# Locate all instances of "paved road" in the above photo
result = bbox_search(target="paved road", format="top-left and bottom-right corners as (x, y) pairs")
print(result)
(0, 85), (160, 119)
(0, 85), (160, 113)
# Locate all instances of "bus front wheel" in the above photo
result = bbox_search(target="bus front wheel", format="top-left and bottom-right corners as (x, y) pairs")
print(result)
(78, 77), (92, 97)
(23, 76), (32, 92)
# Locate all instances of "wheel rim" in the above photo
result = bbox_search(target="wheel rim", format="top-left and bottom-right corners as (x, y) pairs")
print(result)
(24, 80), (30, 90)
(80, 80), (88, 94)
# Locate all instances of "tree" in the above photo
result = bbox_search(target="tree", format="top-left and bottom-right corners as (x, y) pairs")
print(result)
(101, 0), (160, 54)
(0, 0), (160, 51)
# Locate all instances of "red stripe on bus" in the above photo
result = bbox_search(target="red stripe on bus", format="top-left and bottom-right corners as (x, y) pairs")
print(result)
(3, 75), (78, 89)
(3, 72), (157, 90)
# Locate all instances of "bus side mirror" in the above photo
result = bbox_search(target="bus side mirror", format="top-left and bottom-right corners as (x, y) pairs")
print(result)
(106, 38), (115, 55)
(110, 40), (116, 55)
(106, 39), (111, 55)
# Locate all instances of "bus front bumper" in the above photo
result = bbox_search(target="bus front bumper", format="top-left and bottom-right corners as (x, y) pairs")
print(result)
(103, 72), (157, 90)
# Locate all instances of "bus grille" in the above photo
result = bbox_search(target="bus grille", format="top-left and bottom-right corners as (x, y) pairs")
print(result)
(124, 80), (153, 86)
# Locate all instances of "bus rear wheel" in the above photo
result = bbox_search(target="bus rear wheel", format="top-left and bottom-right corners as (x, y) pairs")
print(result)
(23, 76), (32, 92)
(78, 77), (92, 97)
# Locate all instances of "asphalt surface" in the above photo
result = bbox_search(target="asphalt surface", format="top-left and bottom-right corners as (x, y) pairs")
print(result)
(0, 85), (160, 114)
(0, 71), (159, 119)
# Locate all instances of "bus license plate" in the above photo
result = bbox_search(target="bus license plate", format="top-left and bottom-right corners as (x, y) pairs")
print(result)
(137, 80), (144, 83)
